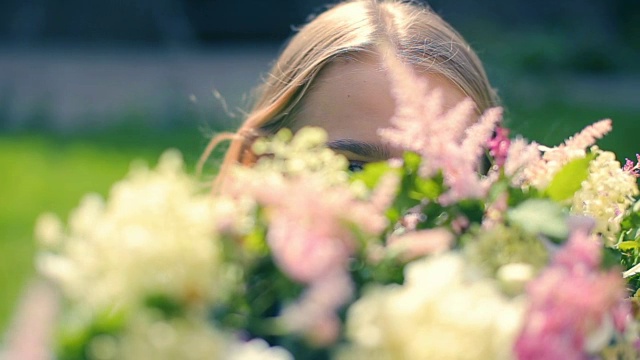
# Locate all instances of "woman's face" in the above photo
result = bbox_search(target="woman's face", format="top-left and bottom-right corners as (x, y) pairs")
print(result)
(291, 55), (467, 170)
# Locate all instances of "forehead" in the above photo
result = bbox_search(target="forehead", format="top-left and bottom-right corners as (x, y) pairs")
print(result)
(292, 56), (467, 158)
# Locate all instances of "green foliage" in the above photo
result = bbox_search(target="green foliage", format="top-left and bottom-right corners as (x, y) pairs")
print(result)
(211, 255), (305, 343)
(618, 201), (640, 291)
(350, 161), (399, 189)
(351, 256), (405, 290)
(390, 152), (445, 224)
(507, 199), (569, 240)
(144, 294), (185, 319)
(463, 224), (549, 278)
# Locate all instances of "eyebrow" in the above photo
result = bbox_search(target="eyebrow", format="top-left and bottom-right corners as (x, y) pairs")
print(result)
(326, 139), (391, 160)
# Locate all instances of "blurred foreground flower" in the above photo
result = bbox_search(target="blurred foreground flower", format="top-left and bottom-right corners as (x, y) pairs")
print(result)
(341, 254), (525, 360)
(36, 150), (225, 312)
(515, 219), (630, 359)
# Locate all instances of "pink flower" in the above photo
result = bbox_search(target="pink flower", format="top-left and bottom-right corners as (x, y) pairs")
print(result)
(515, 221), (629, 359)
(268, 207), (353, 283)
(623, 154), (640, 178)
(521, 119), (613, 188)
(563, 119), (612, 153)
(387, 228), (453, 261)
(279, 270), (353, 346)
(379, 55), (503, 204)
(232, 171), (394, 344)
(265, 175), (389, 283)
(1, 281), (59, 360)
(488, 126), (511, 168)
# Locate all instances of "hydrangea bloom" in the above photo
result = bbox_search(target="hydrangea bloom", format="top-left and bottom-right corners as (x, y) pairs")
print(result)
(35, 150), (225, 311)
(81, 311), (292, 360)
(341, 254), (525, 360)
(105, 312), (230, 360)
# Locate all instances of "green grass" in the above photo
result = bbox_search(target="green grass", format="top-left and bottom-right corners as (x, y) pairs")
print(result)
(505, 101), (639, 160)
(0, 100), (638, 335)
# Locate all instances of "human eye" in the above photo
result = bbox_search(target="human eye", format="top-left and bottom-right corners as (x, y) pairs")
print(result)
(347, 159), (367, 172)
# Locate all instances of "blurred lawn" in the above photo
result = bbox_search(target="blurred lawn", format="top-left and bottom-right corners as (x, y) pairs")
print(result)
(0, 99), (638, 334)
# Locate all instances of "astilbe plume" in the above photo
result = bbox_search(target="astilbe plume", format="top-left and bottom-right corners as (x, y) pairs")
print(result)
(502, 137), (542, 186)
(230, 176), (390, 345)
(378, 55), (502, 205)
(523, 119), (612, 188)
(515, 218), (630, 360)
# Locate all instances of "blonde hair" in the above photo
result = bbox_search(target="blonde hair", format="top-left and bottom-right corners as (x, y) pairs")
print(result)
(199, 0), (498, 179)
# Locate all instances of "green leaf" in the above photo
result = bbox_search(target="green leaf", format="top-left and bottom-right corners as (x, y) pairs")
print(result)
(507, 199), (569, 239)
(244, 225), (268, 255)
(456, 199), (485, 224)
(601, 246), (622, 270)
(57, 308), (127, 360)
(144, 294), (184, 318)
(403, 151), (422, 174)
(413, 176), (443, 201)
(350, 161), (396, 189)
(619, 241), (640, 251)
(508, 186), (543, 206)
(545, 153), (595, 202)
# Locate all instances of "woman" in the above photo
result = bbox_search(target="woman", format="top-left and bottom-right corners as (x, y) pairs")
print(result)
(200, 0), (499, 178)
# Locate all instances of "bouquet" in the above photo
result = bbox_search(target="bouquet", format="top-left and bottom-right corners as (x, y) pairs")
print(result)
(15, 58), (640, 359)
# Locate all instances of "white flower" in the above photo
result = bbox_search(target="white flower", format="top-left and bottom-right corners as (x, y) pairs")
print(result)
(571, 148), (639, 245)
(105, 311), (229, 360)
(497, 262), (536, 295)
(340, 254), (526, 360)
(34, 212), (64, 247)
(36, 150), (226, 311)
(226, 339), (293, 360)
(249, 127), (349, 185)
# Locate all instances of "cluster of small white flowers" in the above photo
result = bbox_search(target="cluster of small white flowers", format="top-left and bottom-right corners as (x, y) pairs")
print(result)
(35, 150), (225, 311)
(340, 254), (525, 360)
(82, 310), (293, 360)
(88, 312), (229, 360)
(378, 54), (503, 204)
(226, 338), (294, 360)
(224, 126), (361, 210)
(571, 148), (639, 245)
(250, 127), (350, 185)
